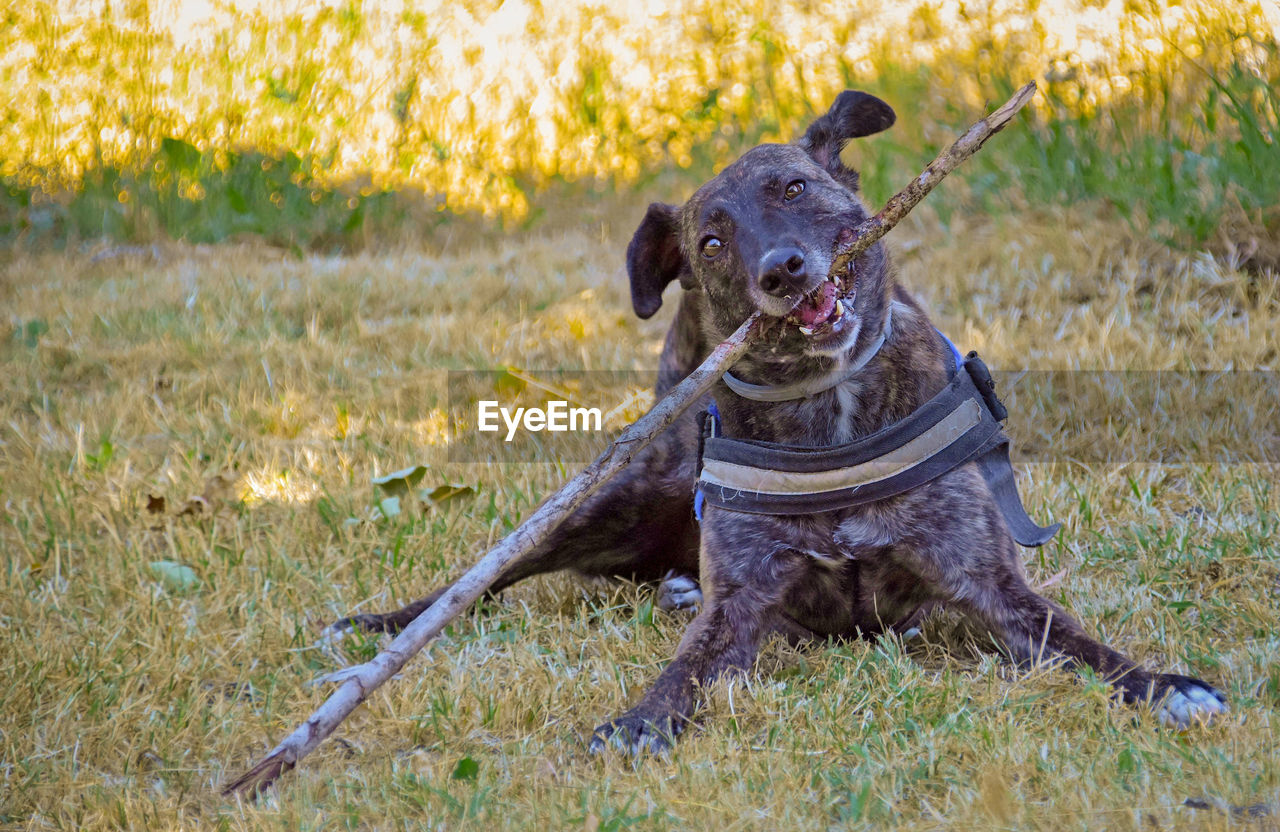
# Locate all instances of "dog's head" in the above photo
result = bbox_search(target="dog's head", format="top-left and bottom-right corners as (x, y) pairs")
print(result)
(627, 90), (895, 358)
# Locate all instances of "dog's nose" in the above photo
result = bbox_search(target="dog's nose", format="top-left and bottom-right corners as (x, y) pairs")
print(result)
(757, 248), (808, 297)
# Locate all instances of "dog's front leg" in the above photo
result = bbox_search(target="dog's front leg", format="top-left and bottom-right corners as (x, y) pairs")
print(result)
(962, 569), (1228, 727)
(879, 473), (1228, 726)
(591, 514), (802, 755)
(891, 490), (1229, 726)
(589, 593), (767, 755)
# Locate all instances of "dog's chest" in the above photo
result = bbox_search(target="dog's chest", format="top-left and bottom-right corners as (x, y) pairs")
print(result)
(805, 376), (871, 445)
(775, 508), (895, 566)
(830, 384), (857, 444)
(833, 511), (895, 551)
(733, 379), (866, 446)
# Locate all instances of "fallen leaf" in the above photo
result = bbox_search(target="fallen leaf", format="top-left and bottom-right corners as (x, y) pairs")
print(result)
(493, 370), (525, 395)
(420, 484), (476, 505)
(136, 750), (166, 772)
(451, 756), (479, 781)
(177, 472), (236, 517)
(201, 472), (235, 505)
(149, 560), (199, 591)
(372, 496), (401, 520)
(371, 465), (429, 497)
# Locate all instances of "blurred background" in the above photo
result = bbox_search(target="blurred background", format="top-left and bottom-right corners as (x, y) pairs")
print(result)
(2, 0), (1277, 261)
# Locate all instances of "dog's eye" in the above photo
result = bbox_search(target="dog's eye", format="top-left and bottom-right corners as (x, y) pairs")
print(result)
(784, 180), (805, 201)
(701, 237), (723, 258)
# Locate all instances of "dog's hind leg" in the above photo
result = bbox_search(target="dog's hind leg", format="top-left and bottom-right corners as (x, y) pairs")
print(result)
(332, 294), (711, 635)
(329, 420), (702, 634)
(656, 569), (703, 611)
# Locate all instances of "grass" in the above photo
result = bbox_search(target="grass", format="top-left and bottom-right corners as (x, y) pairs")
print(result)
(2, 0), (1279, 828)
(2, 193), (1278, 829)
(2, 1), (1278, 253)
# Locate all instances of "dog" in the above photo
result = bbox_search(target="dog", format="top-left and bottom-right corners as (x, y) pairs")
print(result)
(335, 90), (1228, 753)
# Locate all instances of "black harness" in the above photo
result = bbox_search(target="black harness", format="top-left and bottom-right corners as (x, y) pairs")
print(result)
(695, 351), (1060, 548)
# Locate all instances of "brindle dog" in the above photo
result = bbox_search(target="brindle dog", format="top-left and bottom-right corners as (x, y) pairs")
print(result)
(336, 90), (1228, 752)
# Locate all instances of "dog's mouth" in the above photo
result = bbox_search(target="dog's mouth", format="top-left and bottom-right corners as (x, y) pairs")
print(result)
(784, 260), (855, 337)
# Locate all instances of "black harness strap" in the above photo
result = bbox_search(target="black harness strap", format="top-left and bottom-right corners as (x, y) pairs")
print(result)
(697, 353), (1060, 547)
(976, 439), (1059, 546)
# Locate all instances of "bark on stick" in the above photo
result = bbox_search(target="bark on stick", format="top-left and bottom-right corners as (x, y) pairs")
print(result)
(222, 81), (1037, 798)
(828, 81), (1037, 274)
(222, 312), (762, 797)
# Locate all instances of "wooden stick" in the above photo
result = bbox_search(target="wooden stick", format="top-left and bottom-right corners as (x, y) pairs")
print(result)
(222, 312), (762, 797)
(221, 81), (1037, 798)
(828, 81), (1038, 274)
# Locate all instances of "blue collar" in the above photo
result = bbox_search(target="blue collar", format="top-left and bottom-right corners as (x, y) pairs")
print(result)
(938, 326), (964, 370)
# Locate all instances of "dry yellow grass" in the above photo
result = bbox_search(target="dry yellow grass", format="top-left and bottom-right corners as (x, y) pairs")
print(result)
(2, 200), (1278, 829)
(4, 0), (1275, 219)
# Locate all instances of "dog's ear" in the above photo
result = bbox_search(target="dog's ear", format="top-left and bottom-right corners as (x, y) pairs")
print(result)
(798, 91), (896, 187)
(627, 202), (689, 319)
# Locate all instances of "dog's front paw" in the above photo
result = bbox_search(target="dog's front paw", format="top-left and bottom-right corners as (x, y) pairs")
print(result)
(1154, 674), (1229, 729)
(656, 570), (702, 612)
(589, 709), (683, 756)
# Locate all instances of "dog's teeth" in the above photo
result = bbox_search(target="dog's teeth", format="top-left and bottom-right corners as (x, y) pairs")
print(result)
(834, 299), (844, 317)
(799, 326), (814, 336)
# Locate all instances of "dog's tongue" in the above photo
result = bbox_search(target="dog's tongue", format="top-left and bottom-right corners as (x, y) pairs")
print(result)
(793, 281), (837, 326)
